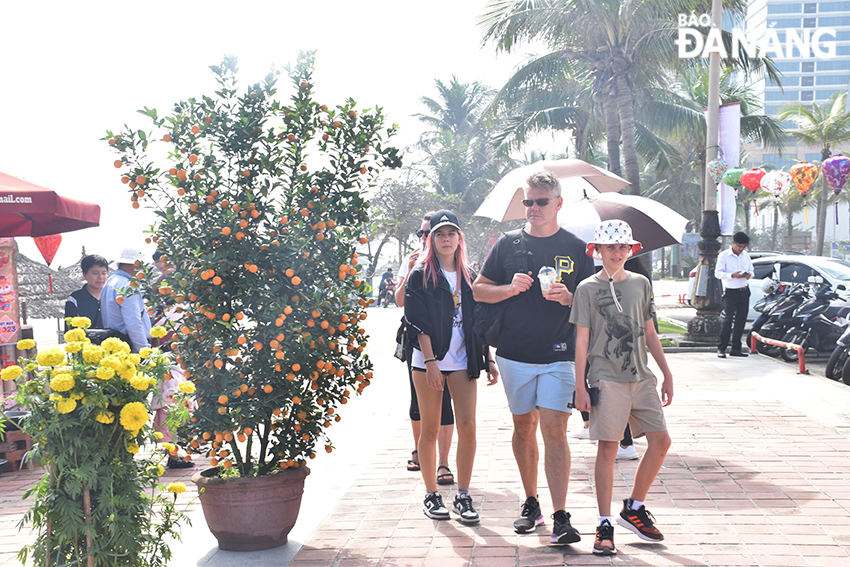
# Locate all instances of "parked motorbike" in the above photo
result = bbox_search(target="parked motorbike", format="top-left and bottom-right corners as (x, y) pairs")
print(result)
(780, 279), (849, 362)
(749, 278), (785, 347)
(826, 324), (850, 380)
(755, 282), (811, 357)
(380, 278), (397, 308)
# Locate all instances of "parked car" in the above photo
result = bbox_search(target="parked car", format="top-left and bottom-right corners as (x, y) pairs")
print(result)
(686, 251), (782, 308)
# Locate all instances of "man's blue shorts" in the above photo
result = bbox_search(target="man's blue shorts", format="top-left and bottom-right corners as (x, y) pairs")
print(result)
(496, 356), (576, 415)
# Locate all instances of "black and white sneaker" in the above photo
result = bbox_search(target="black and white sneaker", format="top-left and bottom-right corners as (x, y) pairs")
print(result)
(423, 491), (450, 520)
(514, 495), (544, 533)
(550, 510), (581, 545)
(593, 519), (616, 555)
(452, 493), (480, 525)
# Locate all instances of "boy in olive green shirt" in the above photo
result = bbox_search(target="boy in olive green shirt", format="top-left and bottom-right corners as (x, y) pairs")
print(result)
(570, 220), (673, 556)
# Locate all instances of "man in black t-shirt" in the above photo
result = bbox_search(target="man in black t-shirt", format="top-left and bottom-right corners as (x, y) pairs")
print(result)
(473, 171), (594, 545)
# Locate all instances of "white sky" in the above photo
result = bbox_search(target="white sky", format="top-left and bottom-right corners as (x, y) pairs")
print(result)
(0, 0), (564, 270)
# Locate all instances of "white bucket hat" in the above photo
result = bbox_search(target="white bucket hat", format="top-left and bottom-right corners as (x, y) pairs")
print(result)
(585, 220), (643, 260)
(116, 248), (146, 265)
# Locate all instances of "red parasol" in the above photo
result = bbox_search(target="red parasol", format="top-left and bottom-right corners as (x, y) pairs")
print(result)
(0, 172), (101, 237)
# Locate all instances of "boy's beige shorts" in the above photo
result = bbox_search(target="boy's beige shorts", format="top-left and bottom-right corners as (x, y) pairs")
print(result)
(588, 378), (667, 442)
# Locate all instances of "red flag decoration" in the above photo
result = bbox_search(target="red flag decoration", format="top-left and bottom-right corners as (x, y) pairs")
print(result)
(34, 234), (62, 294)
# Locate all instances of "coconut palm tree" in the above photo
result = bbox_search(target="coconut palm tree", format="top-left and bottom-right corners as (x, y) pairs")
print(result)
(779, 92), (850, 256)
(644, 67), (786, 211)
(481, 0), (780, 196)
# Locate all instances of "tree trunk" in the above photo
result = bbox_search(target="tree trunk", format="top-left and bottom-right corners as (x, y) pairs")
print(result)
(771, 205), (779, 250)
(602, 85), (621, 176)
(616, 74), (641, 195)
(816, 148), (832, 255)
(786, 205), (794, 251)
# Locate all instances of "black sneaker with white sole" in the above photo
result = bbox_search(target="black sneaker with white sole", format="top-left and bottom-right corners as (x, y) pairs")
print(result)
(514, 495), (544, 533)
(452, 493), (480, 524)
(550, 510), (581, 545)
(423, 491), (450, 520)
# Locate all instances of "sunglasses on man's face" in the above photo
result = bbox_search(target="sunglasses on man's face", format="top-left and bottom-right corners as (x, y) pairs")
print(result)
(522, 197), (553, 207)
(416, 229), (430, 238)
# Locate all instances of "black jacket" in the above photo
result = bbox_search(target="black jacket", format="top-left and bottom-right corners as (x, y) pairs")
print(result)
(404, 265), (487, 380)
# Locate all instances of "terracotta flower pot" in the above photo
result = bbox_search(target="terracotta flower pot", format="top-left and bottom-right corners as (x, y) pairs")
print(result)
(191, 466), (311, 551)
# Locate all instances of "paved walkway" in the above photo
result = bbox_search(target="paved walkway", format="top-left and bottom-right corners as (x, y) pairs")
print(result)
(3, 305), (850, 566)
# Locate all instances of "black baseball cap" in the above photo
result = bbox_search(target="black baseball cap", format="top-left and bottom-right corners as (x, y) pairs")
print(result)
(429, 210), (461, 232)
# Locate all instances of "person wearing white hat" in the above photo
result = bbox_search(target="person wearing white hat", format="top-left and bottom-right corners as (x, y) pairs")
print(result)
(100, 248), (152, 352)
(570, 220), (673, 556)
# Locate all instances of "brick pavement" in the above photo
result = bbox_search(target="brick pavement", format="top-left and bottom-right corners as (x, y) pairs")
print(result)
(3, 352), (850, 566)
(290, 353), (850, 567)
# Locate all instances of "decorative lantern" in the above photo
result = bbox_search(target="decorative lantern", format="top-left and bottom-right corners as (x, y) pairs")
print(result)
(740, 168), (766, 194)
(34, 234), (62, 294)
(789, 162), (816, 225)
(823, 153), (850, 195)
(760, 170), (791, 197)
(722, 167), (745, 190)
(707, 157), (728, 185)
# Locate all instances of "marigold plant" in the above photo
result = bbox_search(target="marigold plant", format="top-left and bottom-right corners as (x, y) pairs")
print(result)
(105, 53), (401, 476)
(10, 318), (188, 567)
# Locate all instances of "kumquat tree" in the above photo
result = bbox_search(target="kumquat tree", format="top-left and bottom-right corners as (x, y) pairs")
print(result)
(104, 53), (401, 478)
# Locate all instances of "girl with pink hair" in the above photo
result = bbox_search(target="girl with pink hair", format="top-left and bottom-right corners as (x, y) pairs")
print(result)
(404, 210), (498, 525)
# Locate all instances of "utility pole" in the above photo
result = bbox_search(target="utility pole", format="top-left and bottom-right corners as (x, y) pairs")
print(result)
(685, 0), (724, 343)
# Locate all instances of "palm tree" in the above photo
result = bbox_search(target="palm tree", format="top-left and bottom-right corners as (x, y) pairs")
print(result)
(481, 0), (780, 196)
(414, 76), (510, 215)
(779, 92), (850, 256)
(644, 67), (786, 212)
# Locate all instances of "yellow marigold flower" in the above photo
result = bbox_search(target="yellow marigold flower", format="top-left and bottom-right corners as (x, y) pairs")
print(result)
(49, 393), (62, 402)
(16, 339), (35, 350)
(119, 402), (149, 433)
(102, 337), (131, 355)
(162, 442), (177, 454)
(82, 345), (104, 364)
(154, 432), (164, 440)
(64, 328), (87, 343)
(117, 361), (136, 380)
(95, 411), (115, 424)
(130, 375), (150, 391)
(139, 347), (152, 358)
(71, 317), (92, 329)
(64, 341), (83, 354)
(148, 377), (157, 388)
(56, 398), (77, 414)
(126, 443), (140, 454)
(100, 355), (122, 371)
(96, 366), (115, 380)
(150, 326), (167, 339)
(178, 381), (196, 394)
(49, 373), (75, 392)
(1, 365), (23, 382)
(166, 482), (187, 494)
(128, 353), (141, 365)
(25, 362), (37, 372)
(147, 464), (165, 476)
(36, 348), (65, 368)
(69, 391), (84, 401)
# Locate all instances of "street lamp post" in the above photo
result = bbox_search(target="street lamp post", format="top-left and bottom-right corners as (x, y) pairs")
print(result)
(685, 0), (724, 343)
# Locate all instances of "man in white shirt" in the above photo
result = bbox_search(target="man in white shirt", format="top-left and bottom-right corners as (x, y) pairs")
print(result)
(715, 232), (754, 358)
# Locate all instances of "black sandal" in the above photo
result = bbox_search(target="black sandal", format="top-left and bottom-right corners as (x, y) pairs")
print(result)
(407, 450), (420, 472)
(437, 465), (454, 485)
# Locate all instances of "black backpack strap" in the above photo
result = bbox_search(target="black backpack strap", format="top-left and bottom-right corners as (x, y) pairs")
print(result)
(505, 229), (531, 274)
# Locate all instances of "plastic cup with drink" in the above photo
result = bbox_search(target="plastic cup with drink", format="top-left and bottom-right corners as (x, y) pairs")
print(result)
(539, 266), (557, 297)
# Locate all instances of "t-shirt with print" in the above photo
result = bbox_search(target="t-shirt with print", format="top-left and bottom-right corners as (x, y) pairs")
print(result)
(411, 269), (466, 371)
(480, 228), (594, 364)
(570, 272), (656, 384)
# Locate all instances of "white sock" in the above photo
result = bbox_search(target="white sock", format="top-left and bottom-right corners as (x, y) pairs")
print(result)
(598, 516), (614, 526)
(630, 499), (644, 510)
